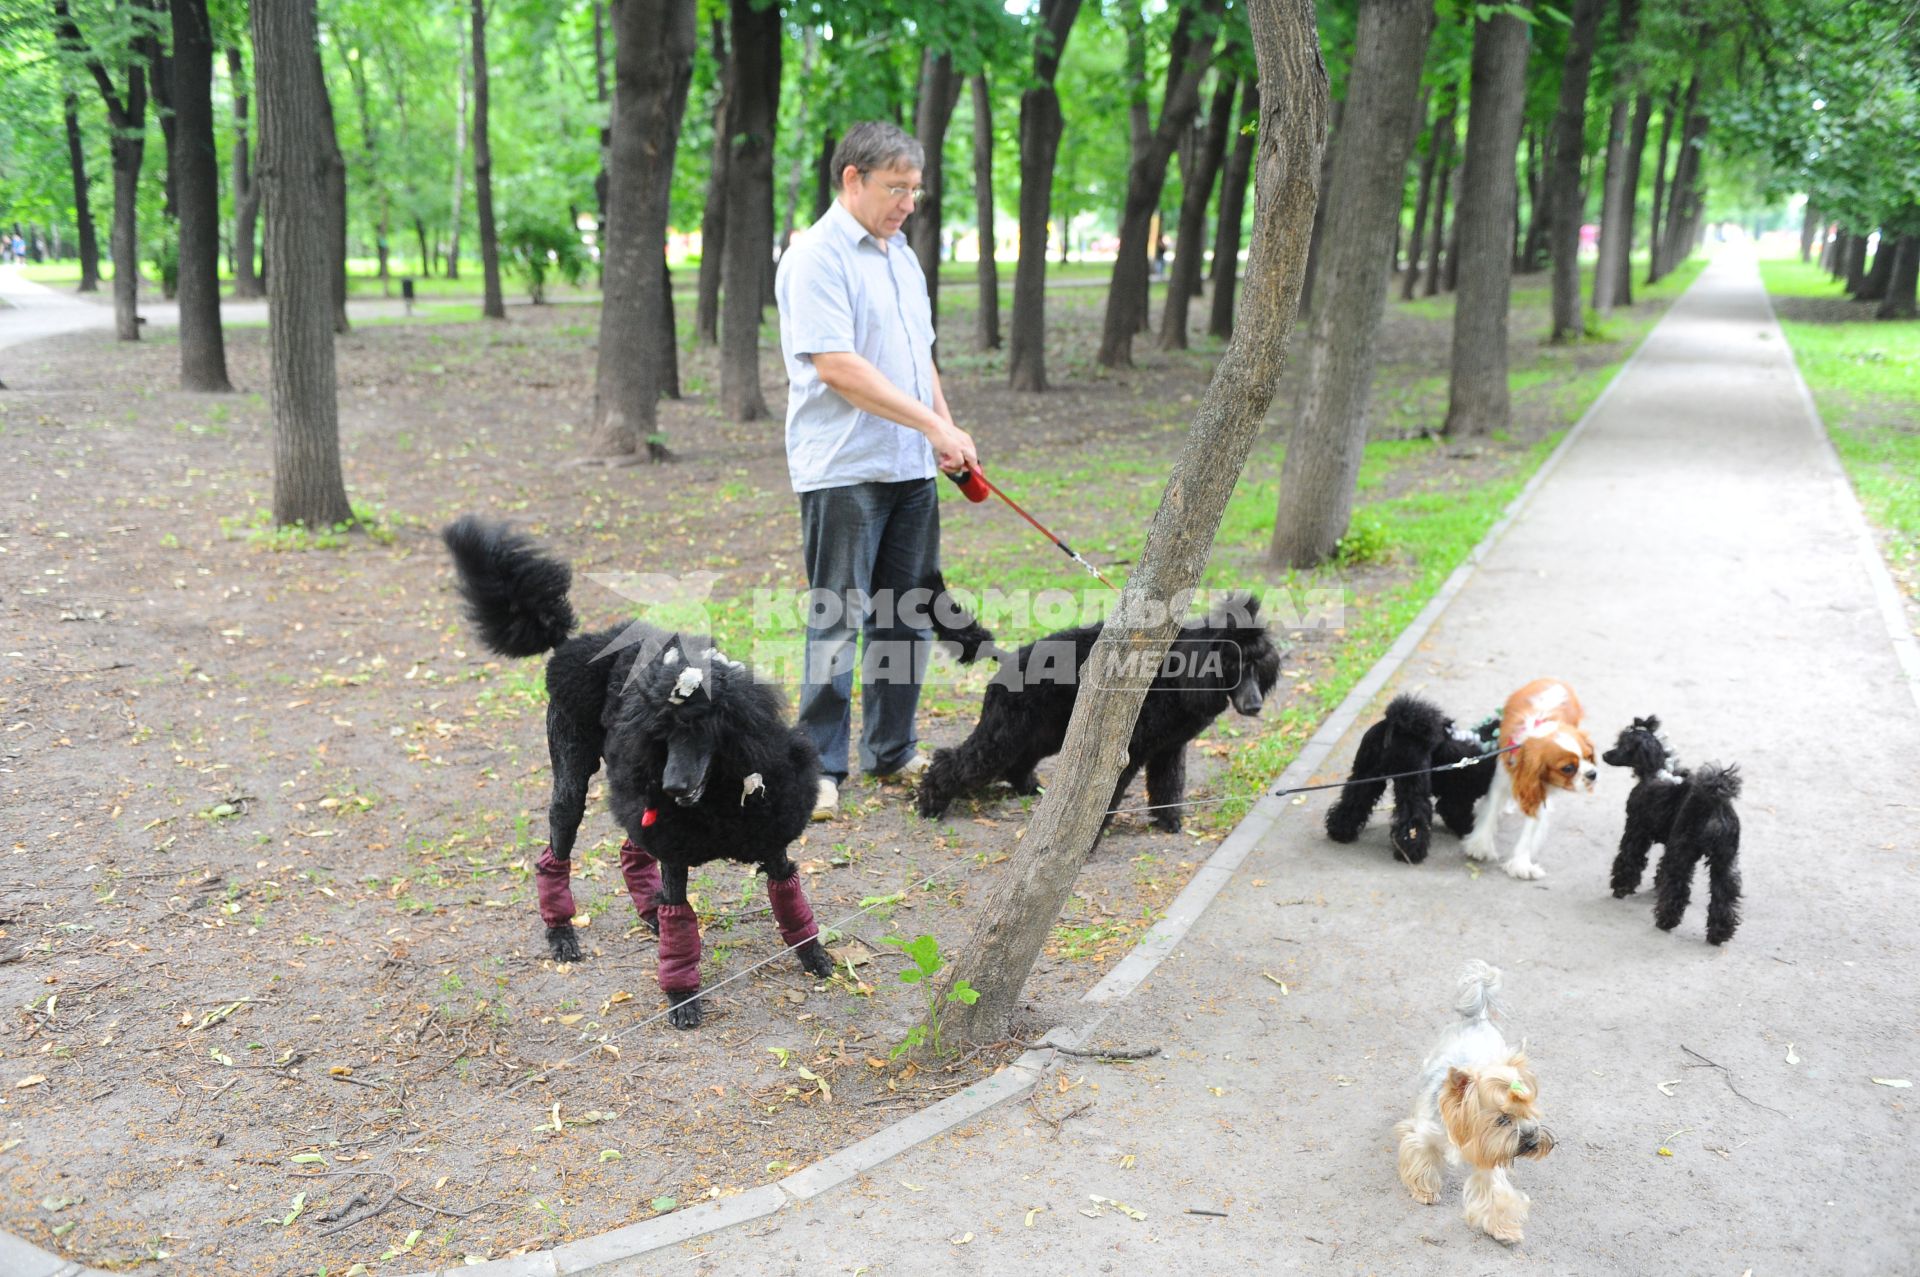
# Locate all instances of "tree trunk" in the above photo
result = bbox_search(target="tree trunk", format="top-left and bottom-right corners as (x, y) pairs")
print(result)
(1609, 90), (1651, 308)
(148, 36), (176, 225)
(1798, 203), (1820, 264)
(1842, 232), (1869, 295)
(1876, 233), (1918, 320)
(719, 0), (779, 421)
(63, 93), (102, 293)
(170, 0), (232, 391)
(1009, 0), (1084, 393)
(1590, 0), (1640, 316)
(933, 0), (1329, 1052)
(1098, 0), (1222, 369)
(253, 0), (352, 530)
(1207, 81), (1258, 339)
(1297, 97), (1343, 316)
(53, 0), (150, 340)
(344, 47), (391, 294)
(1441, 2), (1532, 437)
(1160, 72), (1236, 349)
(1402, 89), (1445, 301)
(970, 73), (1001, 351)
(1422, 125), (1455, 298)
(1645, 82), (1679, 283)
(449, 29), (467, 281)
(471, 0), (506, 319)
(1270, 0), (1434, 570)
(1853, 231), (1897, 301)
(694, 17), (730, 347)
(1657, 88), (1704, 281)
(1547, 0), (1603, 342)
(908, 51), (961, 334)
(227, 46), (263, 298)
(313, 38), (350, 334)
(588, 0), (695, 460)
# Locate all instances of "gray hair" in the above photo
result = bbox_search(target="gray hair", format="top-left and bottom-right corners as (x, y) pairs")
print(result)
(830, 122), (925, 190)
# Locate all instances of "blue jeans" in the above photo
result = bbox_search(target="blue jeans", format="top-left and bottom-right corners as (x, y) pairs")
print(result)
(797, 478), (940, 781)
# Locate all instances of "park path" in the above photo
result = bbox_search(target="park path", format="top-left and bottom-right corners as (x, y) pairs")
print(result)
(625, 251), (1919, 1275)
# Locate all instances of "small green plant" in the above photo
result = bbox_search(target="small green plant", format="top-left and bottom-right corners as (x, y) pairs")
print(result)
(499, 211), (589, 303)
(1334, 512), (1393, 567)
(882, 933), (978, 1061)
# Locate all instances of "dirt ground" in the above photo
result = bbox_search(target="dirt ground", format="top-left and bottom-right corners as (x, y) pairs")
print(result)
(0, 272), (1677, 1274)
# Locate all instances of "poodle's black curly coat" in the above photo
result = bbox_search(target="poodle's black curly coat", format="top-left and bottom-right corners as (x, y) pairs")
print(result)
(1602, 716), (1744, 945)
(914, 593), (1283, 835)
(1323, 694), (1501, 864)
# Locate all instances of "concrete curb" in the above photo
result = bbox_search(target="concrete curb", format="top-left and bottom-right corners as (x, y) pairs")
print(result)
(1756, 284), (1920, 714)
(0, 277), (1690, 1277)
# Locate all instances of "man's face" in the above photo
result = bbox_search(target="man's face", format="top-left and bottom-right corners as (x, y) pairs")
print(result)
(843, 164), (923, 241)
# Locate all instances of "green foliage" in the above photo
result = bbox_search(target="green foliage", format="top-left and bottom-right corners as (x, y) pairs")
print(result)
(882, 933), (978, 1061)
(219, 502), (401, 551)
(498, 209), (589, 303)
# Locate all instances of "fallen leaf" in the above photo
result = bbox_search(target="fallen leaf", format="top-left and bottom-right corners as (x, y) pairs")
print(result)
(1656, 1080), (1680, 1097)
(599, 1149), (622, 1163)
(14, 1075), (46, 1089)
(1785, 1043), (1800, 1066)
(650, 1196), (677, 1212)
(1089, 1194), (1147, 1222)
(1871, 1078), (1911, 1088)
(557, 1014), (584, 1026)
(949, 1232), (973, 1245)
(329, 1065), (353, 1078)
(1657, 1147), (1673, 1157)
(289, 1153), (327, 1165)
(1025, 1206), (1043, 1228)
(901, 1182), (927, 1193)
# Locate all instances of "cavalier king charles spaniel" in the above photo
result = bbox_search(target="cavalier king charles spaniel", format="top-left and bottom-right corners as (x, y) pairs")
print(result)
(1460, 678), (1598, 880)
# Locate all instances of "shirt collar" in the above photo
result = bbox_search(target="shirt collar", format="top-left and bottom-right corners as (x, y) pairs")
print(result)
(824, 199), (899, 252)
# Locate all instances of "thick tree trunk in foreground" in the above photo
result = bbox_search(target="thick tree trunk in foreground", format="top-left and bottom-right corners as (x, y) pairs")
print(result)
(910, 50), (960, 334)
(170, 0), (232, 391)
(694, 17), (730, 347)
(933, 0), (1329, 1051)
(1207, 81), (1258, 339)
(1547, 0), (1603, 342)
(1009, 0), (1084, 393)
(472, 0), (506, 319)
(588, 0), (695, 460)
(719, 0), (779, 421)
(1270, 0), (1433, 569)
(1441, 2), (1532, 437)
(1098, 0), (1221, 369)
(971, 73), (1001, 351)
(63, 94), (101, 293)
(1590, 0), (1639, 316)
(1160, 73), (1236, 350)
(253, 0), (352, 529)
(227, 46), (263, 298)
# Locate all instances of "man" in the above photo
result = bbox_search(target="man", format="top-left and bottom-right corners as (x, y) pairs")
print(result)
(774, 120), (978, 820)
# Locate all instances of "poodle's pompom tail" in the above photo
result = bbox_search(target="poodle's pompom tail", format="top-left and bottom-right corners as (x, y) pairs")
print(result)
(442, 515), (577, 658)
(1690, 762), (1742, 804)
(1453, 960), (1504, 1023)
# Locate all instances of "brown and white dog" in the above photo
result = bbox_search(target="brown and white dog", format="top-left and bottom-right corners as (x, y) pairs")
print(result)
(1460, 678), (1598, 880)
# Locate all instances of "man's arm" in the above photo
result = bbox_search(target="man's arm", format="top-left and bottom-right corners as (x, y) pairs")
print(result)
(812, 351), (978, 473)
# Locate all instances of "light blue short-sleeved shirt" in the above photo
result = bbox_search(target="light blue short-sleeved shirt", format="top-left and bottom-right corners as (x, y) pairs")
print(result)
(775, 200), (938, 493)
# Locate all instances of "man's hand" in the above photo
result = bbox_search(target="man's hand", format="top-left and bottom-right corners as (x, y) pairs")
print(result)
(927, 421), (978, 475)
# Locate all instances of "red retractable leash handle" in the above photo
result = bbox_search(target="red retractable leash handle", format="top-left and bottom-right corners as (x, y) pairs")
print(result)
(947, 465), (1118, 590)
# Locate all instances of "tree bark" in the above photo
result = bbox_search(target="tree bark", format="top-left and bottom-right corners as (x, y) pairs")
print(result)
(1609, 90), (1651, 308)
(1270, 0), (1434, 570)
(63, 93), (102, 293)
(1441, 2), (1532, 437)
(588, 0), (696, 460)
(908, 50), (961, 334)
(1876, 233), (1918, 320)
(1098, 0), (1223, 369)
(471, 0), (506, 319)
(933, 0), (1328, 1051)
(1422, 119), (1455, 297)
(1644, 82), (1679, 284)
(53, 0), (147, 340)
(1590, 0), (1639, 316)
(1297, 97), (1343, 316)
(148, 33), (176, 225)
(1547, 0), (1603, 342)
(343, 47), (390, 293)
(1207, 80), (1258, 339)
(1009, 0), (1084, 393)
(1841, 231), (1869, 295)
(253, 0), (352, 529)
(1798, 203), (1819, 264)
(1853, 231), (1897, 302)
(1160, 72), (1236, 349)
(719, 0), (779, 421)
(227, 46), (263, 298)
(970, 73), (1001, 351)
(169, 0), (232, 391)
(1656, 87), (1704, 281)
(694, 17), (730, 347)
(313, 38), (350, 334)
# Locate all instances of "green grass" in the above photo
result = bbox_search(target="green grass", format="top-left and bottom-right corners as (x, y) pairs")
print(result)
(1759, 258), (1920, 588)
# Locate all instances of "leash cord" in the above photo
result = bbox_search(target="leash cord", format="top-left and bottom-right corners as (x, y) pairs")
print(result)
(978, 473), (1118, 590)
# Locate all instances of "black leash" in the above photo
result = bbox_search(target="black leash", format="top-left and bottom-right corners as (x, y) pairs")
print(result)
(1103, 742), (1520, 818)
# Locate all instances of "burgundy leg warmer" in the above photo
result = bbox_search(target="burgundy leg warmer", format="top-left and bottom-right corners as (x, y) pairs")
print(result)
(619, 839), (662, 928)
(655, 903), (703, 994)
(766, 873), (820, 949)
(533, 846), (577, 929)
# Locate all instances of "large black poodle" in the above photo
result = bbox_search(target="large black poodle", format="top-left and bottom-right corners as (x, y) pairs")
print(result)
(1602, 715), (1743, 945)
(1323, 694), (1501, 864)
(915, 592), (1282, 834)
(443, 516), (988, 1027)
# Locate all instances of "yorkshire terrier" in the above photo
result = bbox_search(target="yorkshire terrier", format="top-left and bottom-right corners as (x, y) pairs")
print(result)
(1323, 693), (1501, 863)
(1602, 715), (1744, 945)
(1395, 961), (1555, 1244)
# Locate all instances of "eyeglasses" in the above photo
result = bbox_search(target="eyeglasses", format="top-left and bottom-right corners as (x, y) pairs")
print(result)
(859, 172), (926, 204)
